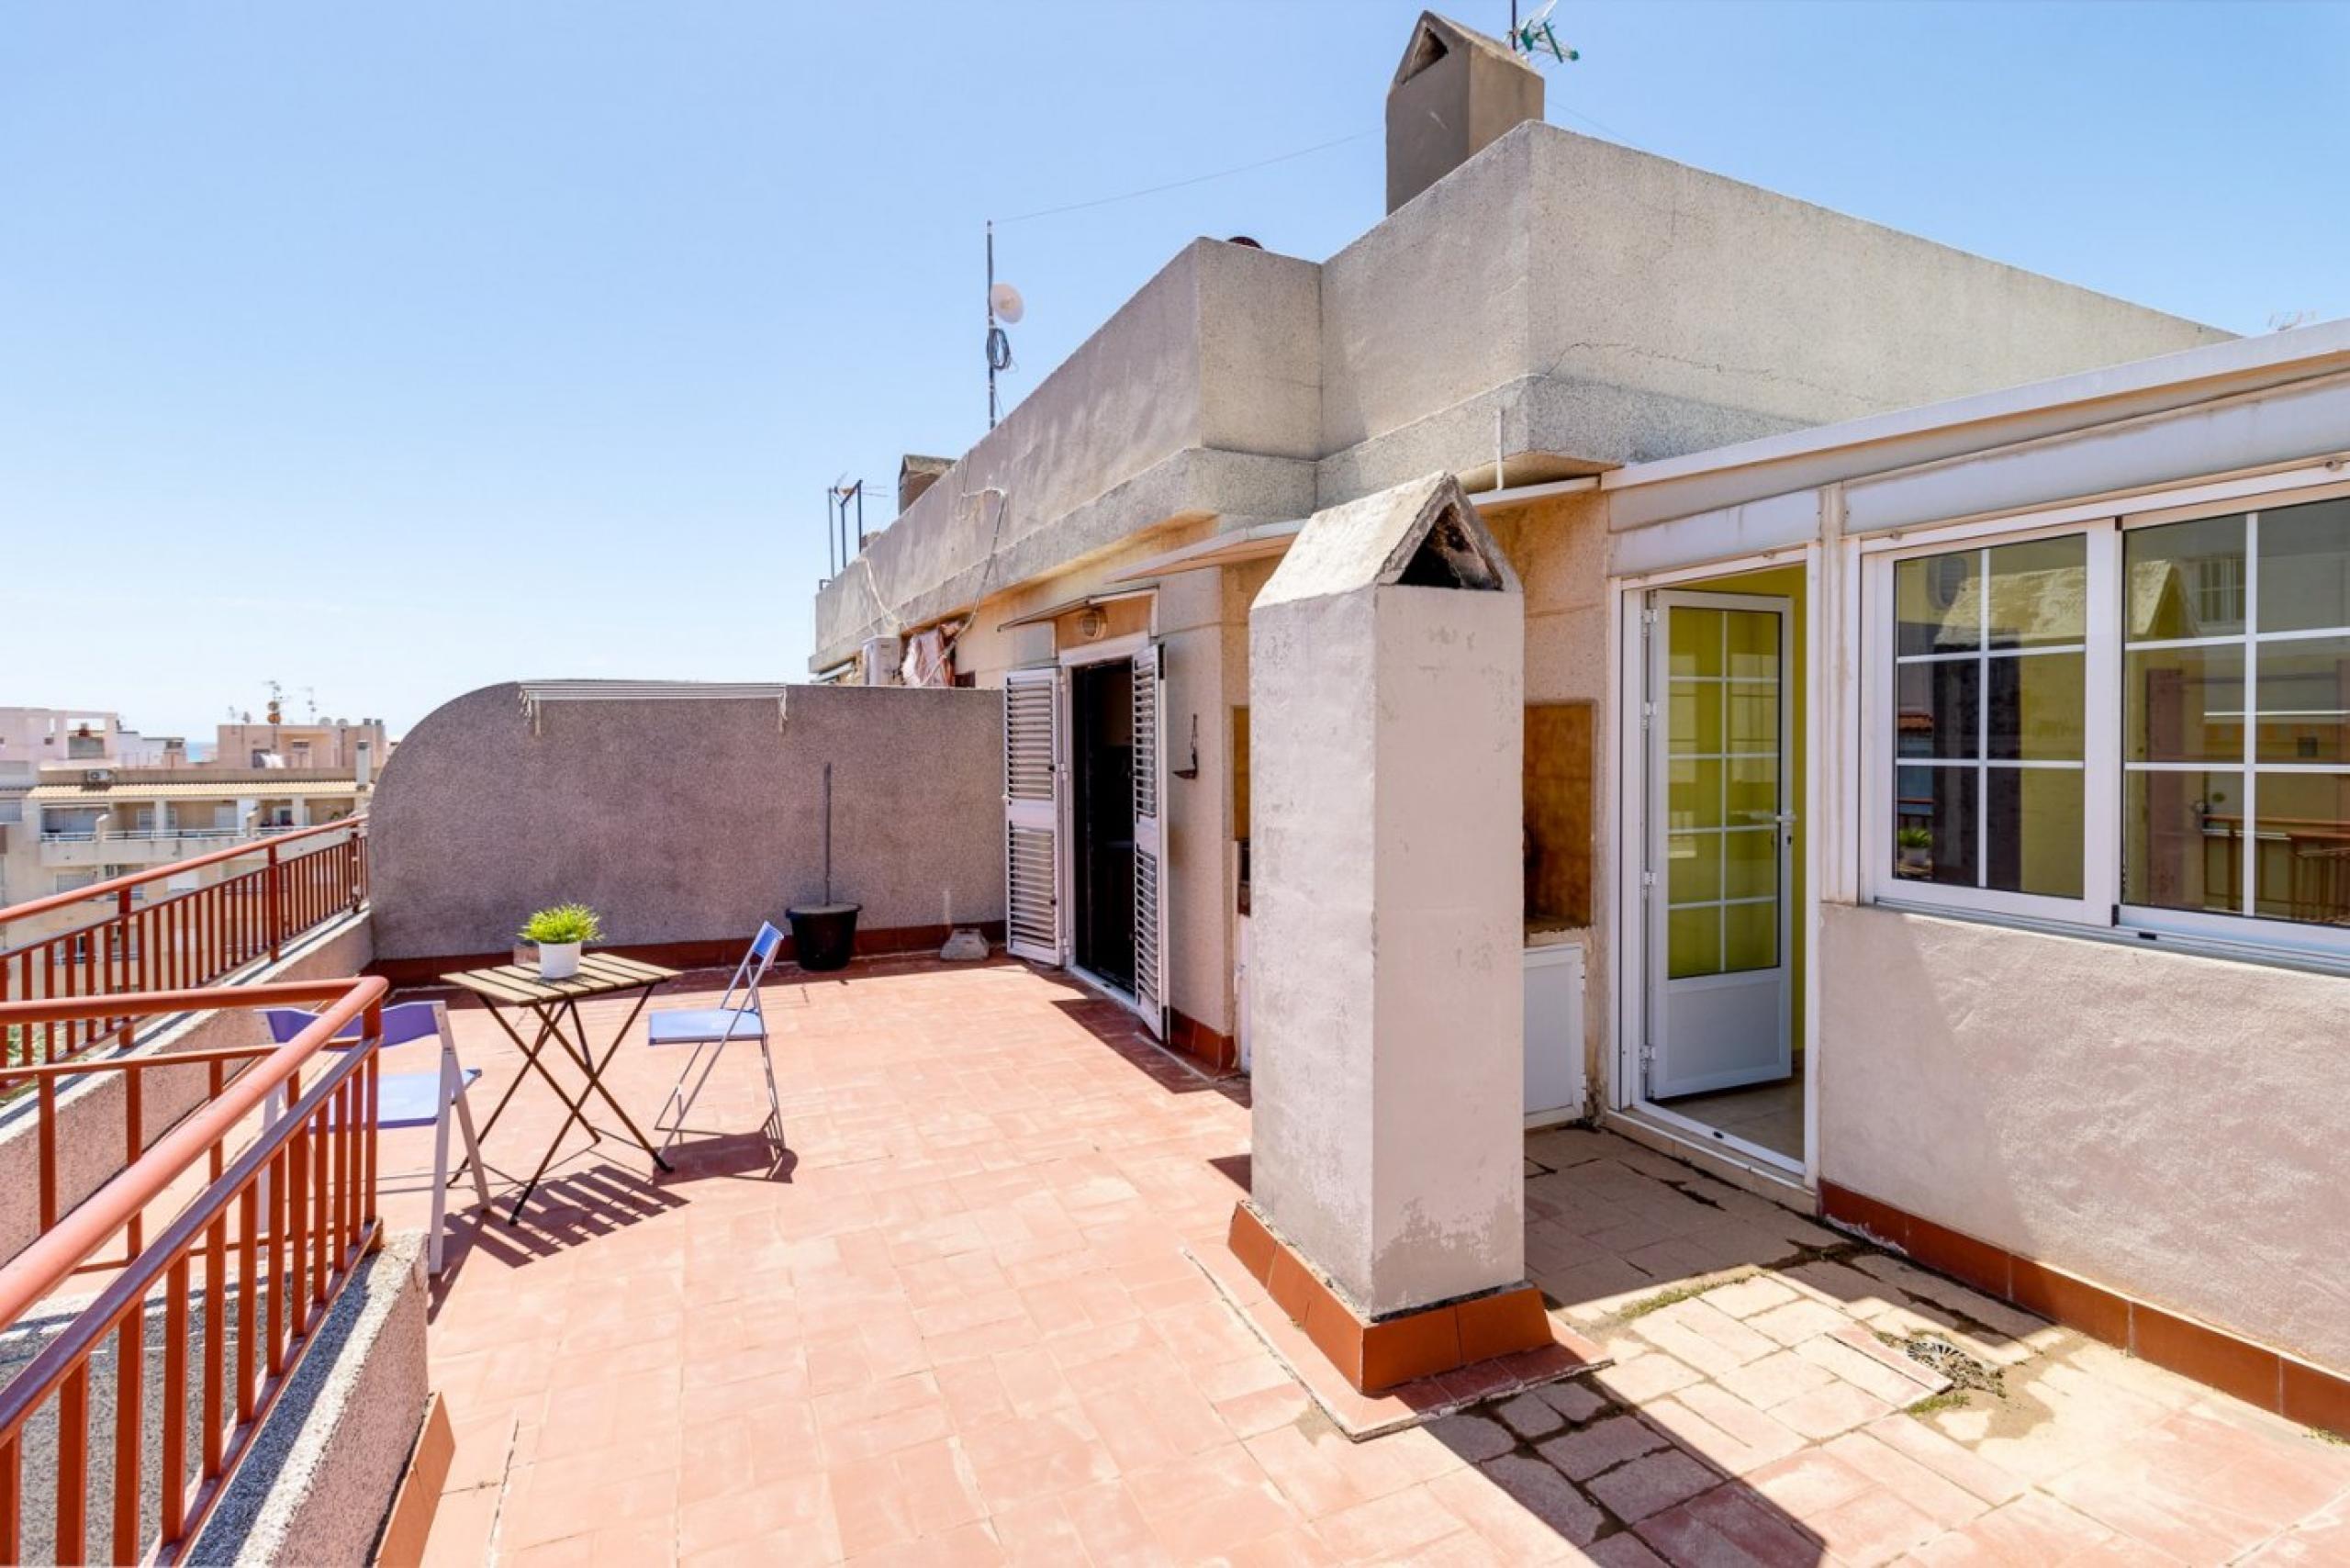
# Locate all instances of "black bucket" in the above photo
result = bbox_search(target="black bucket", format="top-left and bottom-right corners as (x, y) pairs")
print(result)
(788, 902), (861, 971)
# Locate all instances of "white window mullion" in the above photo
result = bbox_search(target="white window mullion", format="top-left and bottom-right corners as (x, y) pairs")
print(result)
(1975, 547), (1991, 890)
(2085, 522), (2121, 924)
(2242, 511), (2260, 918)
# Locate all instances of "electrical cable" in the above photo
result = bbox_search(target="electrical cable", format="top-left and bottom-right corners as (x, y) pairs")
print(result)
(998, 128), (1376, 225)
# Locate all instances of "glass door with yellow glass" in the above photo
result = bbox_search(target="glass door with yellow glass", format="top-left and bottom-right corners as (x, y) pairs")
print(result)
(1645, 591), (1793, 1101)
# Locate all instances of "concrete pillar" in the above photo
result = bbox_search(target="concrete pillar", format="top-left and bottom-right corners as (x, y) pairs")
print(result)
(1246, 472), (1527, 1323)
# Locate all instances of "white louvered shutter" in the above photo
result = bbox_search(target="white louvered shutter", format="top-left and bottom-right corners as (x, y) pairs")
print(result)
(1131, 643), (1169, 1036)
(1003, 667), (1064, 965)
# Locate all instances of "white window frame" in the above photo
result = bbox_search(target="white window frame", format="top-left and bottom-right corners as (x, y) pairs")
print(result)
(1862, 518), (2116, 926)
(1860, 469), (2350, 963)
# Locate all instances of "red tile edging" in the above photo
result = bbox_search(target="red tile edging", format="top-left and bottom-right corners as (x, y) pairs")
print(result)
(1819, 1179), (2350, 1436)
(1225, 1203), (1552, 1394)
(368, 922), (1005, 987)
(1168, 1008), (1239, 1074)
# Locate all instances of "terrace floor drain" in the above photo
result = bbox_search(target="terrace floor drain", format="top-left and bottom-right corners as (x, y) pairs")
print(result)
(1902, 1335), (2004, 1394)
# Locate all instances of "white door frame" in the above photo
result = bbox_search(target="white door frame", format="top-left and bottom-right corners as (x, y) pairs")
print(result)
(1609, 548), (1820, 1184)
(1056, 629), (1162, 1031)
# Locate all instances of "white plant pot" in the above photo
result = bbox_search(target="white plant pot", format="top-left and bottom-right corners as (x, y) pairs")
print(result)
(537, 941), (582, 980)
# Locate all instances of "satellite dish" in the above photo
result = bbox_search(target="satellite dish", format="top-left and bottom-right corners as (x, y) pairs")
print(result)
(989, 281), (1025, 324)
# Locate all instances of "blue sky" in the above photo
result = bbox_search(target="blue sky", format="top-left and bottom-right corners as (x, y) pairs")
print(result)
(6, 2), (2346, 738)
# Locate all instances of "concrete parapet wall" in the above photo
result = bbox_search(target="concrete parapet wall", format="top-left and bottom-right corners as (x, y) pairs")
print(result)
(192, 1231), (431, 1565)
(811, 240), (1322, 666)
(367, 683), (1005, 962)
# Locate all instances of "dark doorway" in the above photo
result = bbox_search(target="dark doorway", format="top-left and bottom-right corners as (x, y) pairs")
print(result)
(1071, 658), (1137, 992)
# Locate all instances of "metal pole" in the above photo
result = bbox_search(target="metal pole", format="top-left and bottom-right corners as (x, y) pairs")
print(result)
(822, 762), (834, 905)
(987, 219), (996, 430)
(824, 487), (836, 577)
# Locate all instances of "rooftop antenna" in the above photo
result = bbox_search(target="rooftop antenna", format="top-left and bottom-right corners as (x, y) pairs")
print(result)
(985, 220), (1023, 428)
(831, 478), (867, 566)
(1507, 0), (1580, 65)
(303, 685), (318, 722)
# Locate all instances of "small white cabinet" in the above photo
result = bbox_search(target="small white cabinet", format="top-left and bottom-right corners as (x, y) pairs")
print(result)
(1524, 941), (1585, 1126)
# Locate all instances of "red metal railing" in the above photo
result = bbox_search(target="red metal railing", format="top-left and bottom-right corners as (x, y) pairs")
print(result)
(0, 978), (386, 1566)
(0, 821), (368, 1089)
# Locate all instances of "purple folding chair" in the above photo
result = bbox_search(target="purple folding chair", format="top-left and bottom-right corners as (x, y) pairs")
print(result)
(263, 1000), (492, 1273)
(645, 921), (785, 1152)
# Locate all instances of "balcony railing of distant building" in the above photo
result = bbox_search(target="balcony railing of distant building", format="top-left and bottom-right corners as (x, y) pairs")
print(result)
(39, 825), (308, 846)
(0, 978), (386, 1564)
(0, 820), (369, 1089)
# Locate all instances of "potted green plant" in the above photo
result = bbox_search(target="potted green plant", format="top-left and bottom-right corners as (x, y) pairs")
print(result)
(1896, 824), (1932, 876)
(519, 902), (602, 980)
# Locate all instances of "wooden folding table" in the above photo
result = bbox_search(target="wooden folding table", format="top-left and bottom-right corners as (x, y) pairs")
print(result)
(441, 952), (679, 1221)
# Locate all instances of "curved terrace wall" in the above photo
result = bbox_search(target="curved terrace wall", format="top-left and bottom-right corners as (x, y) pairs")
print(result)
(368, 682), (1003, 963)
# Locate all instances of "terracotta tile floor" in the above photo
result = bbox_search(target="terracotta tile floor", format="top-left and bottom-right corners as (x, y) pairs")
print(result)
(366, 956), (2350, 1565)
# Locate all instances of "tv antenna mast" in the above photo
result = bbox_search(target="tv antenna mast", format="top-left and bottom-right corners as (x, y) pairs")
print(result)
(985, 221), (1024, 428)
(1507, 1), (1580, 64)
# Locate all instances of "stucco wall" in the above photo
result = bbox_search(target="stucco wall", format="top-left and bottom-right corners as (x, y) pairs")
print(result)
(1490, 493), (1611, 1089)
(1317, 123), (2231, 499)
(1819, 902), (2350, 1372)
(368, 683), (1003, 961)
(811, 240), (1321, 666)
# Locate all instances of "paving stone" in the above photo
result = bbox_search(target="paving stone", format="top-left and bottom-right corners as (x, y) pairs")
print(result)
(1595, 1350), (1701, 1406)
(1780, 1260), (1897, 1315)
(1586, 1449), (1721, 1523)
(1534, 1377), (1609, 1426)
(1792, 1332), (1944, 1407)
(1828, 1323), (1952, 1393)
(1772, 1380), (1898, 1442)
(1475, 1454), (1604, 1546)
(1629, 1300), (1777, 1375)
(1861, 1415), (2027, 1506)
(1584, 1530), (1673, 1566)
(1807, 1484), (1942, 1567)
(1671, 1484), (1827, 1568)
(1493, 1391), (1568, 1439)
(1672, 1383), (1807, 1471)
(1702, 1274), (1799, 1319)
(1716, 1349), (1839, 1410)
(1745, 1445), (1877, 1517)
(1743, 1297), (1851, 1349)
(1426, 1412), (1516, 1463)
(1537, 1414), (1671, 1482)
(1907, 1494), (2118, 1565)
(1821, 1430), (1991, 1530)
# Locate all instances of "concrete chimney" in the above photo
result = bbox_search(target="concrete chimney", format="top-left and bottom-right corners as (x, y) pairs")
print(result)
(1225, 472), (1559, 1395)
(1386, 12), (1543, 214)
(898, 454), (954, 512)
(353, 739), (374, 790)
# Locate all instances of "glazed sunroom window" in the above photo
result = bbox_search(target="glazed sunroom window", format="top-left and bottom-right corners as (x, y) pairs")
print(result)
(1874, 493), (2350, 956)
(2124, 500), (2350, 934)
(1893, 536), (2088, 902)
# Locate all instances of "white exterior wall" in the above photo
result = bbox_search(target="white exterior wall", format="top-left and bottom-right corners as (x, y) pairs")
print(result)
(1606, 336), (2350, 1377)
(1818, 904), (2350, 1372)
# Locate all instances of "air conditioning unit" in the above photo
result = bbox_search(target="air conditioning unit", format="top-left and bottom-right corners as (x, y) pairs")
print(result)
(858, 636), (904, 686)
(82, 768), (113, 785)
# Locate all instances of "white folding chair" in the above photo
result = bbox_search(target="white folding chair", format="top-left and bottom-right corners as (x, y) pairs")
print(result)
(646, 921), (784, 1152)
(262, 1000), (492, 1273)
